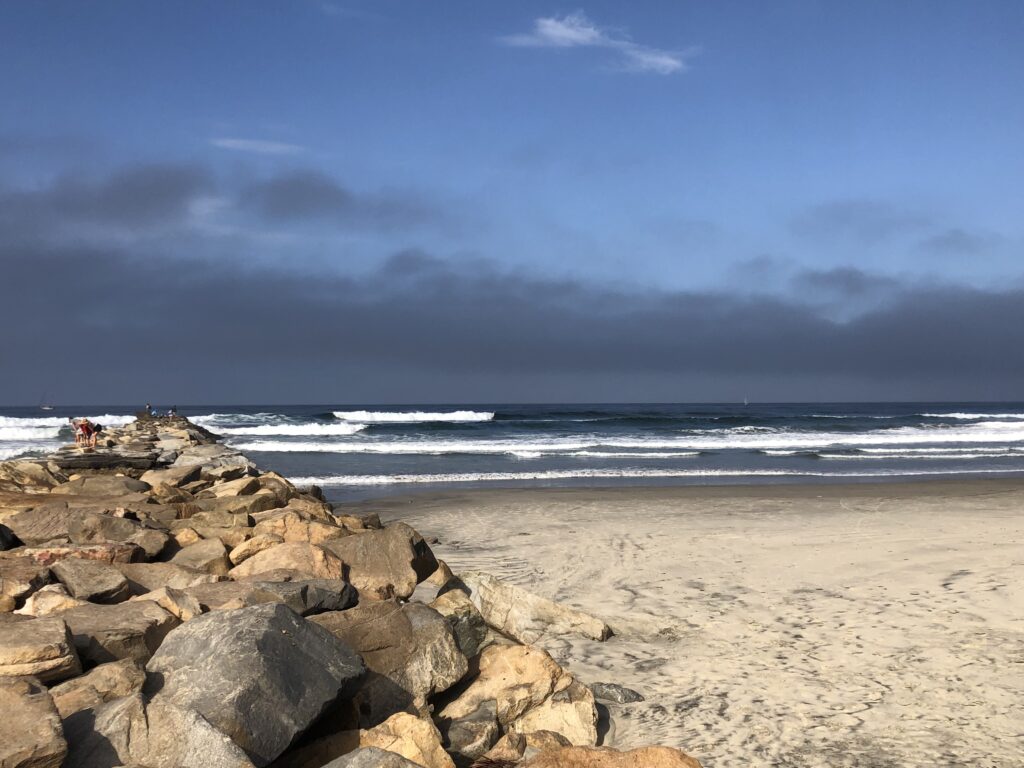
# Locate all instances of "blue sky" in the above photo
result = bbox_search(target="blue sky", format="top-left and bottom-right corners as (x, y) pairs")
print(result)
(1, 2), (1023, 402)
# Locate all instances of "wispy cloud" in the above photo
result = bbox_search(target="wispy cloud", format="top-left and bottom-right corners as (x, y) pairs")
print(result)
(210, 137), (306, 156)
(502, 11), (695, 75)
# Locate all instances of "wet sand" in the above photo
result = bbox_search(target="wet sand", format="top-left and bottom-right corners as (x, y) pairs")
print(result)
(339, 479), (1024, 767)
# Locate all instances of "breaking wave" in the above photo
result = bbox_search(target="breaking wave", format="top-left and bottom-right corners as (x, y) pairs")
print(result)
(215, 423), (367, 437)
(333, 410), (495, 423)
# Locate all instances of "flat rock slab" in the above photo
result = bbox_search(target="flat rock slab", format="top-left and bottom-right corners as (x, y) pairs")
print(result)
(50, 475), (151, 496)
(170, 538), (230, 576)
(0, 557), (51, 600)
(52, 558), (130, 603)
(141, 465), (202, 488)
(115, 562), (221, 595)
(61, 601), (179, 666)
(0, 616), (81, 683)
(185, 579), (356, 616)
(12, 542), (144, 566)
(48, 451), (160, 472)
(68, 512), (169, 559)
(145, 603), (365, 767)
(3, 504), (74, 546)
(0, 676), (67, 768)
(227, 542), (344, 581)
(50, 658), (145, 718)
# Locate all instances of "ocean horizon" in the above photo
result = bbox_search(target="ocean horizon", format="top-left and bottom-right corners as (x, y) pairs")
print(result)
(6, 401), (1024, 501)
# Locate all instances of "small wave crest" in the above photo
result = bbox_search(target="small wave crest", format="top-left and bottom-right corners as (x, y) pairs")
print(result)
(216, 422), (367, 437)
(333, 410), (495, 423)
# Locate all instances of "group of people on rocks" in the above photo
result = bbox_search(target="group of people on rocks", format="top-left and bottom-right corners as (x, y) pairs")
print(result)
(145, 403), (177, 418)
(69, 417), (103, 448)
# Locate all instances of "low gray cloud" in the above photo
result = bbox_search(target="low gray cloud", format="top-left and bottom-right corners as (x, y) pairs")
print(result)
(791, 199), (932, 244)
(917, 227), (998, 256)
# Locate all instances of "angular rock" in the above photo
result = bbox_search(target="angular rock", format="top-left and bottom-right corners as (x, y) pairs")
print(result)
(64, 693), (256, 768)
(14, 542), (144, 566)
(0, 616), (81, 682)
(321, 523), (437, 600)
(170, 538), (231, 576)
(130, 585), (204, 621)
(68, 511), (169, 559)
(173, 526), (203, 548)
(201, 476), (260, 498)
(194, 494), (280, 517)
(50, 658), (145, 718)
(2, 504), (72, 546)
(145, 603), (365, 767)
(184, 578), (355, 616)
(439, 699), (499, 763)
(52, 558), (131, 603)
(591, 682), (645, 704)
(519, 746), (703, 768)
(61, 600), (179, 665)
(360, 713), (454, 768)
(429, 589), (488, 660)
(14, 583), (87, 616)
(508, 678), (598, 746)
(0, 676), (67, 768)
(141, 464), (202, 488)
(252, 511), (347, 546)
(114, 561), (221, 595)
(0, 558), (51, 600)
(229, 533), (283, 565)
(482, 731), (571, 763)
(192, 525), (252, 549)
(0, 460), (66, 493)
(439, 644), (563, 727)
(320, 747), (422, 768)
(444, 572), (612, 644)
(50, 475), (151, 497)
(228, 542), (344, 581)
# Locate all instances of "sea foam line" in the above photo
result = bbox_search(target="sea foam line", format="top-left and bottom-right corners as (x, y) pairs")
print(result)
(289, 466), (1024, 486)
(215, 423), (367, 437)
(333, 410), (495, 423)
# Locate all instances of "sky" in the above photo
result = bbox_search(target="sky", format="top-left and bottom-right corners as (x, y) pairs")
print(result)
(1, 0), (1023, 404)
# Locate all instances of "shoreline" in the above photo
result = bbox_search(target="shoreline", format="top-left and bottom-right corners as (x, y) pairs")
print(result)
(347, 476), (1024, 767)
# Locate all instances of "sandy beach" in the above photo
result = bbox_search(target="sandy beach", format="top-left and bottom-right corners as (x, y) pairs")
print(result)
(341, 479), (1024, 767)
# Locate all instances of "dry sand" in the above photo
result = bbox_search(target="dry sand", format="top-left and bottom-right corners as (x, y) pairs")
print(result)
(341, 479), (1024, 767)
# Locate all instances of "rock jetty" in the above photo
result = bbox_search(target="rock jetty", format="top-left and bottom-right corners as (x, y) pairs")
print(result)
(0, 416), (703, 768)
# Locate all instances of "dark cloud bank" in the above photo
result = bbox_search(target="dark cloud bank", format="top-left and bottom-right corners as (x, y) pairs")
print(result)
(1, 164), (1022, 404)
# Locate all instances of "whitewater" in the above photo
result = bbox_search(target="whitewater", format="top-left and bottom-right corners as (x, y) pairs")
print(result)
(3, 403), (1024, 499)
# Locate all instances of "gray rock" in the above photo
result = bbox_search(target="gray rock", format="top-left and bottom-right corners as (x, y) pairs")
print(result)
(0, 616), (81, 682)
(52, 558), (131, 603)
(68, 512), (169, 559)
(320, 522), (438, 600)
(140, 465), (202, 488)
(0, 459), (66, 492)
(429, 589), (488, 660)
(590, 682), (645, 704)
(321, 747), (422, 768)
(311, 600), (467, 726)
(114, 562), (221, 595)
(50, 475), (151, 497)
(2, 505), (72, 546)
(145, 603), (364, 766)
(185, 579), (356, 616)
(440, 699), (500, 763)
(61, 601), (179, 666)
(0, 676), (67, 768)
(170, 538), (231, 576)
(0, 558), (51, 601)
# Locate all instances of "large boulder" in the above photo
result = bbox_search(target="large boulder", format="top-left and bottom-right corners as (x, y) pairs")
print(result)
(0, 676), (67, 768)
(439, 699), (500, 764)
(184, 579), (356, 616)
(321, 523), (437, 600)
(49, 658), (145, 718)
(359, 713), (454, 768)
(507, 678), (598, 746)
(229, 533), (284, 565)
(446, 572), (611, 644)
(0, 558), (51, 601)
(114, 561), (221, 594)
(170, 538), (231, 576)
(227, 542), (344, 581)
(311, 601), (467, 725)
(252, 511), (348, 546)
(67, 511), (169, 559)
(0, 460), (65, 493)
(429, 589), (488, 660)
(52, 558), (130, 603)
(519, 746), (703, 768)
(200, 476), (261, 498)
(141, 464), (202, 488)
(64, 693), (256, 768)
(144, 603), (365, 766)
(320, 747), (422, 768)
(2, 504), (73, 545)
(60, 600), (179, 666)
(0, 616), (81, 682)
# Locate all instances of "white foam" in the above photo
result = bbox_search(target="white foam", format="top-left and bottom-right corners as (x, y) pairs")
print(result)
(216, 423), (367, 437)
(920, 412), (1024, 420)
(289, 466), (1024, 486)
(332, 410), (495, 423)
(0, 414), (133, 442)
(0, 426), (62, 440)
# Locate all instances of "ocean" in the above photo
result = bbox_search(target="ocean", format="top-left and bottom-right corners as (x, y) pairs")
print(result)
(4, 403), (1024, 500)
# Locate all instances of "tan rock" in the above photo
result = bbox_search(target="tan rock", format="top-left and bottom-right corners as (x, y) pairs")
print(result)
(450, 571), (612, 644)
(426, 558), (455, 588)
(174, 526), (203, 547)
(0, 616), (81, 682)
(0, 676), (67, 768)
(252, 511), (348, 546)
(60, 600), (179, 665)
(200, 476), (260, 498)
(140, 465), (202, 488)
(0, 558), (51, 601)
(360, 713), (455, 768)
(50, 658), (145, 718)
(0, 594), (13, 612)
(170, 538), (231, 576)
(14, 584), (88, 616)
(13, 542), (144, 566)
(130, 586), (204, 621)
(114, 561), (221, 595)
(321, 523), (437, 600)
(228, 533), (283, 565)
(519, 746), (703, 768)
(508, 678), (598, 746)
(228, 542), (344, 581)
(52, 557), (131, 603)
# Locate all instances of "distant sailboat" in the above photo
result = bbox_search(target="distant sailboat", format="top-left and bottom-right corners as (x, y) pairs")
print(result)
(743, 396), (749, 406)
(39, 392), (55, 411)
